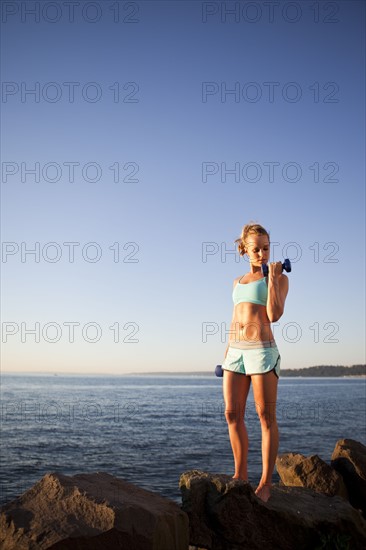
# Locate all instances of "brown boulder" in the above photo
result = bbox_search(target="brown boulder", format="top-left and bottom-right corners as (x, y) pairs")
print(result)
(179, 470), (366, 550)
(0, 472), (189, 550)
(331, 439), (366, 517)
(276, 452), (348, 498)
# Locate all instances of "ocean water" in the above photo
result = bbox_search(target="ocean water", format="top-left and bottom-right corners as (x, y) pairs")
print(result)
(0, 374), (365, 506)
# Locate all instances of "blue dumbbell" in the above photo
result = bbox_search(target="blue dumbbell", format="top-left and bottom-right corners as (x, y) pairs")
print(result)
(261, 258), (291, 277)
(215, 365), (223, 377)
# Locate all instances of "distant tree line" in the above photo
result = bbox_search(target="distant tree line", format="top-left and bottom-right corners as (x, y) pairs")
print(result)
(148, 365), (366, 376)
(280, 364), (366, 377)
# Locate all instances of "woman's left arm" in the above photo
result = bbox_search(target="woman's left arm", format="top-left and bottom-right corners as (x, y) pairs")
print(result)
(266, 262), (289, 323)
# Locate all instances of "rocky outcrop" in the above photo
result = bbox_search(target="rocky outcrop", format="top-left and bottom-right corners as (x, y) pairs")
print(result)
(179, 470), (366, 550)
(1, 440), (365, 550)
(275, 452), (348, 498)
(0, 472), (189, 550)
(275, 439), (366, 519)
(331, 439), (366, 518)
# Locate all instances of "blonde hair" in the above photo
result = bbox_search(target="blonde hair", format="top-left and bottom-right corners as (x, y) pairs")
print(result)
(234, 222), (270, 257)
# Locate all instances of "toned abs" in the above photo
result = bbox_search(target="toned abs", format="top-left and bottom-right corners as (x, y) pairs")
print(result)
(230, 302), (274, 343)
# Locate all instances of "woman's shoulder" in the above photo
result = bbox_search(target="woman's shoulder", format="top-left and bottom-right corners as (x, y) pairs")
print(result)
(233, 274), (245, 287)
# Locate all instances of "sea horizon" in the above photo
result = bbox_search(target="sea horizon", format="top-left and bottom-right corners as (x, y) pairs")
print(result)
(1, 370), (365, 378)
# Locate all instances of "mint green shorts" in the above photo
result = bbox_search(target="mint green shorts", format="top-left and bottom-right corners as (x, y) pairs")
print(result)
(222, 340), (281, 378)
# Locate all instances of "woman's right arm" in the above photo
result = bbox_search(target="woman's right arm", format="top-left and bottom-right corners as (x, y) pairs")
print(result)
(224, 279), (238, 359)
(224, 342), (230, 359)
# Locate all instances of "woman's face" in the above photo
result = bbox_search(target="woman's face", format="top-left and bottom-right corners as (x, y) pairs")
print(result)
(244, 234), (270, 266)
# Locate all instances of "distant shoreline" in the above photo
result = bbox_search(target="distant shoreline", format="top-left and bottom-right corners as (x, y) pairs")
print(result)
(128, 371), (366, 377)
(1, 365), (365, 378)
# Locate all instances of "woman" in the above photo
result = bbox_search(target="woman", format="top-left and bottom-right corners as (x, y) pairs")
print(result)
(222, 222), (289, 503)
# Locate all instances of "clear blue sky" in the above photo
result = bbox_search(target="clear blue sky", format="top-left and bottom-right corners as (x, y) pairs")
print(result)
(1, 0), (365, 374)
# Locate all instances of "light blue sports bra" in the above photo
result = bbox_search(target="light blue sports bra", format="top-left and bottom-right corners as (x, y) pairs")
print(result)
(232, 276), (268, 306)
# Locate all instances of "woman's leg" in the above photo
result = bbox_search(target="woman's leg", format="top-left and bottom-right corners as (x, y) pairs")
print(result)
(250, 369), (279, 502)
(222, 370), (251, 480)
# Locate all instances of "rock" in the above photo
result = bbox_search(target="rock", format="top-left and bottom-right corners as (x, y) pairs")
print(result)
(331, 439), (366, 518)
(275, 452), (348, 498)
(179, 470), (366, 550)
(0, 472), (189, 550)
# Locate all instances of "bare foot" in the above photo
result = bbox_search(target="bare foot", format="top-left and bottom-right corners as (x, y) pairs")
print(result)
(255, 483), (271, 502)
(232, 475), (248, 481)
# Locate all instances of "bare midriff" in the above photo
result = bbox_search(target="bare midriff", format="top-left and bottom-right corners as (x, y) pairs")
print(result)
(229, 303), (274, 344)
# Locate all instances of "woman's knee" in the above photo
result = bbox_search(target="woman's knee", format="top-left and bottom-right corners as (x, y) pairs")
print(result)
(225, 406), (246, 425)
(255, 403), (277, 429)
